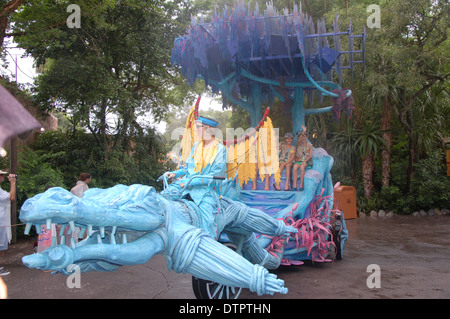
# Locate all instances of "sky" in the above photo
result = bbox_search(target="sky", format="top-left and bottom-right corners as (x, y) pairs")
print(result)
(2, 40), (36, 84)
(1, 40), (223, 134)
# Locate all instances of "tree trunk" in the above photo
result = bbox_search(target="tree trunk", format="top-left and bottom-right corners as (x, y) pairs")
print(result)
(406, 138), (416, 193)
(99, 98), (108, 147)
(319, 113), (328, 150)
(381, 96), (392, 187)
(391, 99), (416, 193)
(404, 110), (417, 192)
(0, 0), (26, 47)
(362, 152), (374, 198)
(0, 15), (7, 48)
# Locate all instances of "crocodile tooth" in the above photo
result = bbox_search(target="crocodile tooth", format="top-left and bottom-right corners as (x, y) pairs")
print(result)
(35, 224), (41, 234)
(111, 226), (117, 236)
(100, 227), (105, 238)
(87, 224), (93, 236)
(79, 227), (86, 239)
(69, 221), (76, 232)
(122, 234), (127, 244)
(71, 238), (76, 248)
(24, 223), (32, 235)
(97, 235), (102, 244)
(60, 235), (65, 246)
(46, 218), (52, 230)
(110, 235), (116, 245)
(59, 225), (65, 236)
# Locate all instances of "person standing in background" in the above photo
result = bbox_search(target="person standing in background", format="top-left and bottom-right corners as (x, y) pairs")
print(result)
(70, 173), (92, 198)
(0, 170), (16, 276)
(66, 173), (92, 244)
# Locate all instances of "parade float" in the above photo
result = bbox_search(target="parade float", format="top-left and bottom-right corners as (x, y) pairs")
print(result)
(19, 1), (366, 299)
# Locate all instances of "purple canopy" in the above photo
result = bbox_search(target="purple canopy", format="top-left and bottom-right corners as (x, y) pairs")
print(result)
(0, 85), (41, 148)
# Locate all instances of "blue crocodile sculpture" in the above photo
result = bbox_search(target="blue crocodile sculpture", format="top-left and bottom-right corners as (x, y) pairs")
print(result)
(19, 182), (299, 296)
(19, 147), (348, 297)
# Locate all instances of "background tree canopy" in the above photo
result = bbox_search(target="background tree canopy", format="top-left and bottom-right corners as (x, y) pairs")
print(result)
(10, 0), (198, 148)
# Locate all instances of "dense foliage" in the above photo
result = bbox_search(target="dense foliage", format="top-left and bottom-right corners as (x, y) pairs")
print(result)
(324, 0), (449, 213)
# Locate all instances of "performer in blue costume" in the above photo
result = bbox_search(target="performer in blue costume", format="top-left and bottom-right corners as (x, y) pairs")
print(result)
(164, 116), (227, 240)
(162, 115), (297, 269)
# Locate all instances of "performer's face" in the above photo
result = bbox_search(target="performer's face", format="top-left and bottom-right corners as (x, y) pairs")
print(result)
(196, 123), (215, 141)
(284, 137), (293, 145)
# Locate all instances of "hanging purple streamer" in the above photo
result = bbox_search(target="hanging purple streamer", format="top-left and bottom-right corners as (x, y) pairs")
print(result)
(331, 89), (354, 121)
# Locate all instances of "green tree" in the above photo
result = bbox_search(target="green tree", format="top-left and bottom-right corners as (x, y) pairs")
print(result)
(14, 146), (66, 208)
(10, 0), (195, 151)
(32, 128), (170, 190)
(330, 118), (361, 178)
(362, 0), (449, 191)
(353, 122), (387, 198)
(326, 0), (448, 201)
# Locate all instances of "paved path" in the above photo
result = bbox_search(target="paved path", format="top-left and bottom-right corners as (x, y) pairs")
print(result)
(1, 215), (449, 299)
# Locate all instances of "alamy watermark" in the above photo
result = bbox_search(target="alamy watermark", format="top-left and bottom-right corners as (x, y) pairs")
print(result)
(65, 3), (380, 30)
(66, 264), (81, 288)
(367, 4), (381, 29)
(170, 126), (280, 165)
(66, 4), (81, 29)
(366, 264), (381, 288)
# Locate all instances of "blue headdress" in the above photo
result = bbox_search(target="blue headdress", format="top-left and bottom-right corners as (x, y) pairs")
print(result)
(197, 116), (219, 127)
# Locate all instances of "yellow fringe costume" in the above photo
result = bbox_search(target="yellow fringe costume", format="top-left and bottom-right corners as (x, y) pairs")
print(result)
(179, 104), (280, 189)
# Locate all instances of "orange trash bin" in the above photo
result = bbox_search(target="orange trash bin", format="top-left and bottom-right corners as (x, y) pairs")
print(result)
(446, 149), (450, 176)
(333, 186), (357, 219)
